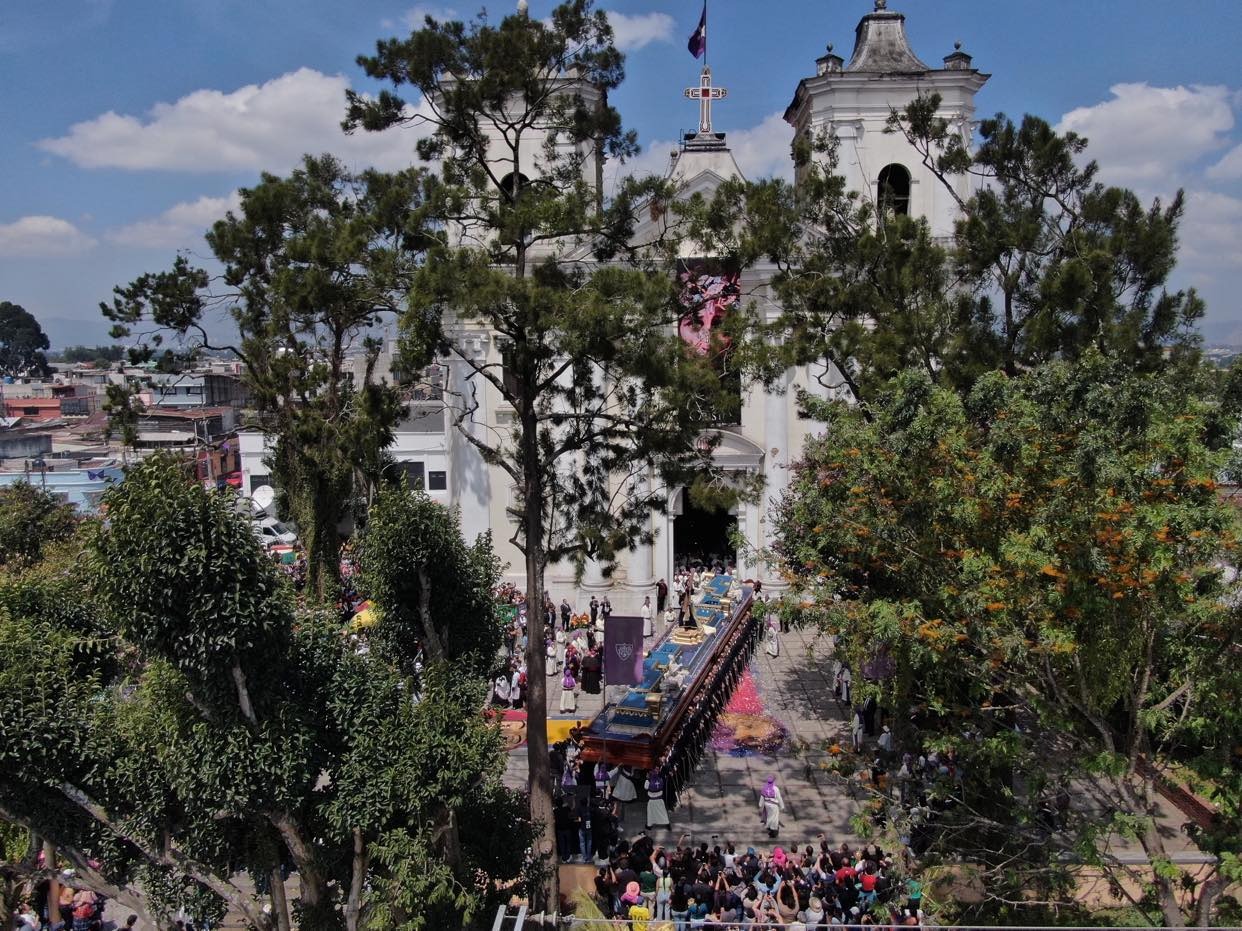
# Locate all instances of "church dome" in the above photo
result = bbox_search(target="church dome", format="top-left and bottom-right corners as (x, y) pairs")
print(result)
(845, 1), (930, 73)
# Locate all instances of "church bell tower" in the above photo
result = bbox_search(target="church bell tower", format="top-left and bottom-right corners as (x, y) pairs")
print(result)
(783, 0), (990, 238)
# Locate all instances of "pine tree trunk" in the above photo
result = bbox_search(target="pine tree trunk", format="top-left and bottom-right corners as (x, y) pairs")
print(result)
(303, 481), (342, 602)
(521, 399), (558, 915)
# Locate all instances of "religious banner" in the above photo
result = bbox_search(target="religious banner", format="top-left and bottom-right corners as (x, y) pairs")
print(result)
(862, 649), (897, 681)
(604, 615), (645, 686)
(678, 260), (740, 359)
(679, 259), (742, 423)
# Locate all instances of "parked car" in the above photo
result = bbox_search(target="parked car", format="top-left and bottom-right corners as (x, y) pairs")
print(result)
(252, 517), (296, 546)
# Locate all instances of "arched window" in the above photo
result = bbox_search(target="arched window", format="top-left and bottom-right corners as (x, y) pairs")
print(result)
(877, 164), (912, 217)
(498, 171), (531, 203)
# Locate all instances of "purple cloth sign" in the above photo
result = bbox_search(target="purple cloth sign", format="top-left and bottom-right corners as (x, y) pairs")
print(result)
(604, 615), (645, 686)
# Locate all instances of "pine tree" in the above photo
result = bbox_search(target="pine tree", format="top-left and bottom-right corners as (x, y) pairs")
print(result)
(345, 0), (724, 909)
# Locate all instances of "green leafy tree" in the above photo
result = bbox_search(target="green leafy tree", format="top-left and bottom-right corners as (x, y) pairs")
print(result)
(351, 486), (535, 930)
(357, 486), (503, 674)
(0, 529), (216, 930)
(0, 459), (525, 930)
(774, 358), (1242, 926)
(890, 96), (1204, 376)
(56, 345), (126, 365)
(0, 482), (77, 568)
(0, 823), (39, 931)
(344, 1), (726, 907)
(102, 155), (421, 597)
(0, 302), (51, 378)
(101, 382), (146, 461)
(690, 100), (1205, 408)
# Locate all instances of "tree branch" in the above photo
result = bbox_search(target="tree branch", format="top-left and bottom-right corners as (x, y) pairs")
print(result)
(55, 784), (271, 930)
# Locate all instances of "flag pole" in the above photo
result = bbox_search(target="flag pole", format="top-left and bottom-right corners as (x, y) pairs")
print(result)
(705, 0), (709, 67)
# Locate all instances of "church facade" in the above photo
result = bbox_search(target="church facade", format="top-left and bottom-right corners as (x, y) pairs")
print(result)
(435, 1), (990, 610)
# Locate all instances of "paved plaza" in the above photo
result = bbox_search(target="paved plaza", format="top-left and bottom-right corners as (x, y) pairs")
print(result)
(504, 623), (871, 849)
(505, 620), (1209, 864)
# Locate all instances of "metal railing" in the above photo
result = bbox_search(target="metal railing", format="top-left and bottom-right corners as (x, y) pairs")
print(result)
(490, 912), (1239, 930)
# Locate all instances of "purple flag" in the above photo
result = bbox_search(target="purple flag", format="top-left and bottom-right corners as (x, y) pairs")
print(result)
(687, 2), (707, 60)
(862, 650), (897, 681)
(604, 615), (645, 686)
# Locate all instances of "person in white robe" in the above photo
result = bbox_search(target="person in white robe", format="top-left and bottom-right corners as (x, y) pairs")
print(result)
(764, 616), (780, 658)
(878, 725), (894, 755)
(759, 776), (784, 837)
(645, 769), (670, 829)
(641, 596), (653, 638)
(546, 635), (559, 677)
(493, 672), (511, 708)
(559, 669), (578, 713)
(510, 665), (524, 709)
(610, 765), (638, 803)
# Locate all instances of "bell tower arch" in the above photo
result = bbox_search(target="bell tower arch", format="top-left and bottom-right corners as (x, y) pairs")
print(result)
(783, 1), (990, 238)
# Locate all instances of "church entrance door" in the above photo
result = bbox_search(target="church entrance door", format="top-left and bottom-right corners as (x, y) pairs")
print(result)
(673, 497), (737, 571)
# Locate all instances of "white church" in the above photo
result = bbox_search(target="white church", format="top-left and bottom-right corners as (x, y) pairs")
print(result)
(241, 1), (989, 610)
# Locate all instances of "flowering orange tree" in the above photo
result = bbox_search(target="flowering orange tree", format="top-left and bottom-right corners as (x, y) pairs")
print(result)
(775, 356), (1242, 926)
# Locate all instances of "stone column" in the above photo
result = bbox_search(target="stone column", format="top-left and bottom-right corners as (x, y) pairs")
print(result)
(581, 556), (607, 590)
(765, 369), (791, 514)
(762, 370), (791, 591)
(451, 334), (491, 548)
(737, 497), (765, 579)
(625, 477), (655, 602)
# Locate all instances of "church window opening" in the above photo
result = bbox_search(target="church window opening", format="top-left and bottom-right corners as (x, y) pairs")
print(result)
(498, 172), (532, 203)
(877, 163), (912, 217)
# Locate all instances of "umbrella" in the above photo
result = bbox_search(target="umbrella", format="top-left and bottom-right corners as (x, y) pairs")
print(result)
(351, 604), (380, 631)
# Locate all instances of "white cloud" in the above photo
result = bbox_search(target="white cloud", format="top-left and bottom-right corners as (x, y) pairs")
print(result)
(1056, 83), (1235, 184)
(391, 4), (458, 30)
(725, 112), (794, 181)
(1207, 142), (1242, 181)
(607, 11), (674, 51)
(1179, 190), (1242, 272)
(1053, 84), (1242, 330)
(38, 68), (428, 175)
(0, 216), (97, 258)
(386, 6), (672, 51)
(108, 192), (243, 249)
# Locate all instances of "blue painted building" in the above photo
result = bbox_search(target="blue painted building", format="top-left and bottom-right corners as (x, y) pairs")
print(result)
(0, 466), (125, 513)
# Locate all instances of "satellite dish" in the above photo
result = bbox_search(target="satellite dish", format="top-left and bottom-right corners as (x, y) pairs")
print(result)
(251, 485), (275, 514)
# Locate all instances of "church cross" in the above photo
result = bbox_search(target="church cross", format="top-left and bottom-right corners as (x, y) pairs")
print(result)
(684, 66), (727, 136)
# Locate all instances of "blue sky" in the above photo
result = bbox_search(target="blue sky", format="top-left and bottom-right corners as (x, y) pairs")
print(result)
(3, 0), (1242, 346)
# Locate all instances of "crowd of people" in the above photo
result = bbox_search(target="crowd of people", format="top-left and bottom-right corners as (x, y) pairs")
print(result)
(489, 583), (609, 711)
(11, 871), (143, 931)
(489, 573), (949, 929)
(584, 833), (925, 929)
(459, 554), (754, 708)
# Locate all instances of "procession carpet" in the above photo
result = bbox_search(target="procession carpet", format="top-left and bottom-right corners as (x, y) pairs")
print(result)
(710, 663), (790, 757)
(494, 710), (591, 751)
(548, 716), (592, 743)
